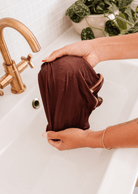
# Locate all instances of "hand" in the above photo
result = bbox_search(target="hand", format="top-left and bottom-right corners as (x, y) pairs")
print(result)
(42, 128), (91, 151)
(42, 40), (100, 68)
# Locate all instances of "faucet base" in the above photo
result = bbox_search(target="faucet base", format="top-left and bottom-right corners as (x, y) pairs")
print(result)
(3, 60), (27, 94)
(11, 84), (26, 94)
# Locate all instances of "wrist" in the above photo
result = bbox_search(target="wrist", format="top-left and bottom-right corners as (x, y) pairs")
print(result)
(94, 36), (116, 62)
(84, 129), (104, 148)
(94, 33), (138, 63)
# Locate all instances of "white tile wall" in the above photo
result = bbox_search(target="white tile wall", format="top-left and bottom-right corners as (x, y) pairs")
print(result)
(0, 0), (75, 75)
(0, 0), (138, 77)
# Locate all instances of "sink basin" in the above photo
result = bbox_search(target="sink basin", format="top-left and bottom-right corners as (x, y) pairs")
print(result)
(0, 27), (138, 194)
(91, 60), (138, 130)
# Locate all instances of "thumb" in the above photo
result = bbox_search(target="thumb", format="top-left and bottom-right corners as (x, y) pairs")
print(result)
(43, 131), (61, 140)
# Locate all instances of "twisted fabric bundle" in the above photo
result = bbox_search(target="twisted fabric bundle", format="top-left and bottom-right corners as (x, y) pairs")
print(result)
(38, 55), (104, 132)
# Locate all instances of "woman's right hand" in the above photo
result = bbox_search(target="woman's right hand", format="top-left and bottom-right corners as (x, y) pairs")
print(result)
(42, 39), (100, 68)
(43, 32), (138, 68)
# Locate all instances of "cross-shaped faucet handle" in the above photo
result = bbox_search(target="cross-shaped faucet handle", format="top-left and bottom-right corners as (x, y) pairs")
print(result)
(21, 54), (34, 68)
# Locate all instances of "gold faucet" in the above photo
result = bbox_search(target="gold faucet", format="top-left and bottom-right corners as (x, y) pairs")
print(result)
(0, 18), (41, 95)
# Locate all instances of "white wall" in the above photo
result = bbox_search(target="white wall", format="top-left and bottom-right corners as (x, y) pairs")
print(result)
(0, 0), (138, 77)
(0, 0), (75, 76)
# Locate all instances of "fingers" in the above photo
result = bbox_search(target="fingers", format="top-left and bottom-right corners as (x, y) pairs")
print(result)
(48, 139), (64, 151)
(42, 46), (68, 62)
(42, 131), (65, 150)
(42, 41), (83, 62)
(42, 131), (60, 139)
(42, 131), (62, 142)
(47, 131), (62, 139)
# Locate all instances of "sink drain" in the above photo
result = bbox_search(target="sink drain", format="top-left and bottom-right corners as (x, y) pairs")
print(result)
(32, 98), (40, 109)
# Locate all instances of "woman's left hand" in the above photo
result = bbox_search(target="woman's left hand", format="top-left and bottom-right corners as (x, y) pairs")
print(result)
(42, 128), (91, 151)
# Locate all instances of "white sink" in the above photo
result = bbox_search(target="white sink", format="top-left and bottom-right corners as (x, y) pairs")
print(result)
(0, 27), (138, 194)
(91, 60), (138, 130)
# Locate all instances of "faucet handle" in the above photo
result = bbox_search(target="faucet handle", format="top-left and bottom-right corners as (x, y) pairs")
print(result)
(21, 54), (34, 68)
(0, 90), (4, 96)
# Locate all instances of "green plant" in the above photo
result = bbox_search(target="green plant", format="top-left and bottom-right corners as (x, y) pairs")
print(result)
(65, 0), (138, 40)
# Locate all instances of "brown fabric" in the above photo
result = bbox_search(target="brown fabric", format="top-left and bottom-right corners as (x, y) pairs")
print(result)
(38, 55), (104, 132)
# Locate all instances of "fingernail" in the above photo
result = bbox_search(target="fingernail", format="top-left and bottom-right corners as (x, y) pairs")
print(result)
(42, 57), (48, 62)
(42, 133), (47, 138)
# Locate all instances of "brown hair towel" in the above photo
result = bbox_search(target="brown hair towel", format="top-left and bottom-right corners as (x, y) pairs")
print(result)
(38, 55), (104, 132)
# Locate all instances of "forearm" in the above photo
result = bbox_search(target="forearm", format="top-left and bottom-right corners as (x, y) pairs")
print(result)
(86, 118), (138, 149)
(94, 33), (138, 62)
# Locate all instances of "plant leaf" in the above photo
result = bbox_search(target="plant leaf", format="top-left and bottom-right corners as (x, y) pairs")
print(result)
(136, 5), (138, 13)
(105, 20), (120, 36)
(134, 22), (138, 27)
(115, 14), (133, 26)
(74, 0), (91, 17)
(124, 6), (136, 24)
(65, 7), (82, 23)
(127, 25), (138, 34)
(117, 0), (133, 9)
(83, 0), (94, 6)
(134, 6), (138, 19)
(95, 2), (106, 14)
(81, 27), (95, 40)
(80, 0), (87, 3)
(116, 13), (127, 29)
(104, 0), (111, 6)
(96, 5), (104, 13)
(107, 2), (119, 13)
(65, 0), (90, 23)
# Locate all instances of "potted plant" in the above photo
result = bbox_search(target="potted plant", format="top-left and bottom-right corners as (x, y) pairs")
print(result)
(65, 0), (138, 40)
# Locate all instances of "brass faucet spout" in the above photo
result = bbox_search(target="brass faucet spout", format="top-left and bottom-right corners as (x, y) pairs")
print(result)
(0, 18), (41, 95)
(0, 18), (41, 65)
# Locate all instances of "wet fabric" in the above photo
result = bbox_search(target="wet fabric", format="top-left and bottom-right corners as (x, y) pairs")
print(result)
(38, 55), (104, 132)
